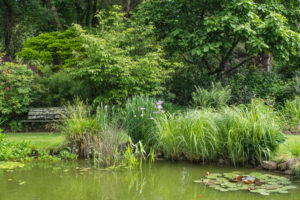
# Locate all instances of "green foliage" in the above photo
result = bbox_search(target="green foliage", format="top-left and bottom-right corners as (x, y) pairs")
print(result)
(289, 143), (300, 157)
(18, 27), (86, 70)
(155, 99), (285, 165)
(191, 82), (231, 109)
(194, 172), (296, 195)
(33, 70), (93, 107)
(282, 96), (300, 132)
(59, 148), (78, 160)
(0, 133), (33, 161)
(60, 99), (144, 167)
(0, 62), (37, 124)
(72, 6), (171, 105)
(122, 96), (165, 146)
(136, 0), (299, 76)
(223, 71), (293, 105)
(156, 109), (220, 162)
(218, 99), (285, 165)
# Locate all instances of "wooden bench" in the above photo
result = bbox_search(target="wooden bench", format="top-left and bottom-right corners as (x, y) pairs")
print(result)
(22, 107), (66, 123)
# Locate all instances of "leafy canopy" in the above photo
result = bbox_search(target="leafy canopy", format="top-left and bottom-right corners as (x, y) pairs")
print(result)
(17, 27), (86, 70)
(72, 6), (173, 105)
(136, 0), (300, 75)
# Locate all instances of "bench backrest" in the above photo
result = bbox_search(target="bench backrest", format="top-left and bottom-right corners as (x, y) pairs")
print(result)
(27, 107), (66, 120)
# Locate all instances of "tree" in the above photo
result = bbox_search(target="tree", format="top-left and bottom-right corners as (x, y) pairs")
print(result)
(136, 0), (300, 77)
(72, 6), (172, 105)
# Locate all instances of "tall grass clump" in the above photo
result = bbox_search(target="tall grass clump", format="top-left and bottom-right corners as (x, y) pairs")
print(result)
(191, 82), (231, 109)
(155, 99), (285, 165)
(61, 100), (131, 166)
(122, 96), (166, 147)
(282, 96), (300, 132)
(156, 109), (220, 162)
(217, 100), (285, 165)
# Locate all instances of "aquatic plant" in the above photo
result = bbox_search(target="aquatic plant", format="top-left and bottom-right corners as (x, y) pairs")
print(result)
(218, 99), (285, 165)
(155, 99), (285, 164)
(194, 172), (297, 196)
(61, 99), (151, 168)
(0, 161), (25, 170)
(122, 96), (166, 147)
(155, 109), (220, 161)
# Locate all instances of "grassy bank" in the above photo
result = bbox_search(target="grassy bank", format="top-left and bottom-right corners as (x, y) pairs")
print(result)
(273, 135), (300, 159)
(4, 132), (65, 151)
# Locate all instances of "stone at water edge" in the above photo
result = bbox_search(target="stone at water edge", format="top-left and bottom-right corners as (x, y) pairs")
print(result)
(286, 159), (298, 170)
(278, 162), (287, 171)
(261, 161), (277, 170)
(285, 170), (295, 175)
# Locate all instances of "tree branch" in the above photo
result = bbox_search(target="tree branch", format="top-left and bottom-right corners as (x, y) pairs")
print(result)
(225, 56), (256, 74)
(209, 38), (239, 75)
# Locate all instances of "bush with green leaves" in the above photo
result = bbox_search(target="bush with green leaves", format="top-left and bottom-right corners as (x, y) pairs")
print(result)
(223, 71), (293, 105)
(191, 82), (231, 109)
(155, 99), (285, 165)
(17, 27), (86, 70)
(32, 70), (93, 107)
(0, 62), (38, 125)
(72, 6), (172, 105)
(0, 132), (33, 161)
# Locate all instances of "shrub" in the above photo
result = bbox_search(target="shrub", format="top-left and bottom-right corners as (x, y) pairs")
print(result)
(72, 6), (171, 105)
(32, 70), (93, 107)
(17, 27), (86, 70)
(191, 82), (231, 109)
(282, 96), (300, 132)
(0, 62), (38, 124)
(223, 71), (292, 105)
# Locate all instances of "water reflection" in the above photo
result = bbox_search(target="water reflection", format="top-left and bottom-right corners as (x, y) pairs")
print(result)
(0, 161), (299, 200)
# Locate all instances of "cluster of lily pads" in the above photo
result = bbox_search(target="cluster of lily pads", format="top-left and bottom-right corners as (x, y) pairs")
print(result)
(194, 172), (297, 196)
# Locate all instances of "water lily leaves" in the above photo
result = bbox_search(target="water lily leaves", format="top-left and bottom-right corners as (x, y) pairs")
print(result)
(0, 162), (25, 170)
(194, 172), (297, 196)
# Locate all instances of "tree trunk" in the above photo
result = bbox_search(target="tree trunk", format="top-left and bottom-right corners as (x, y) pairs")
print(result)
(91, 0), (98, 27)
(2, 0), (14, 56)
(124, 0), (131, 18)
(86, 0), (92, 26)
(260, 51), (272, 72)
(47, 0), (62, 29)
(74, 1), (82, 25)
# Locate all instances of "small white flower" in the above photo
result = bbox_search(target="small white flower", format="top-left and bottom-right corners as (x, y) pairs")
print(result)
(134, 115), (137, 118)
(140, 107), (145, 110)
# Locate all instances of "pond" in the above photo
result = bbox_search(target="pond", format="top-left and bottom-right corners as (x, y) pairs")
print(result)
(0, 161), (299, 200)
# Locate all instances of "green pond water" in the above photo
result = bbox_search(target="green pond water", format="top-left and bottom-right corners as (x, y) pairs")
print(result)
(0, 161), (299, 200)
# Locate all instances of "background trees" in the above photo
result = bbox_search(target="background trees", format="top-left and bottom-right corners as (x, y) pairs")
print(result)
(0, 0), (299, 126)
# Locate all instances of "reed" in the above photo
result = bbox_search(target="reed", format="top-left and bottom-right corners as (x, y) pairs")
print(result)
(155, 99), (285, 165)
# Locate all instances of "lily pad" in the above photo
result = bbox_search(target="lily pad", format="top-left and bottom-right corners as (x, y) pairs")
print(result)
(194, 172), (296, 196)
